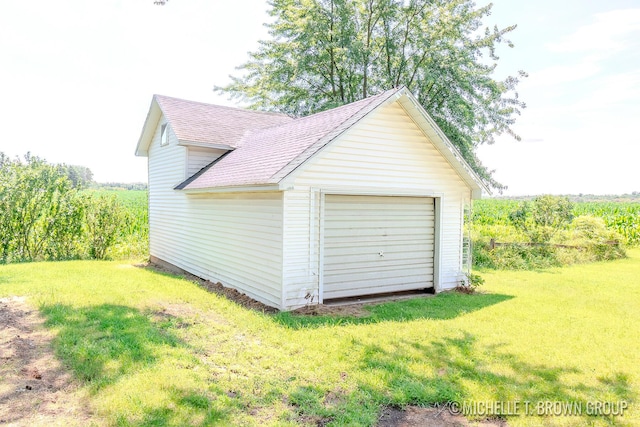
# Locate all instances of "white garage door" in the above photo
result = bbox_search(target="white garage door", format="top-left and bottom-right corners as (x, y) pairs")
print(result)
(323, 195), (435, 300)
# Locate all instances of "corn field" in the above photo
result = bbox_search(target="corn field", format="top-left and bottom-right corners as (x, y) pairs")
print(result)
(574, 202), (640, 246)
(473, 199), (640, 246)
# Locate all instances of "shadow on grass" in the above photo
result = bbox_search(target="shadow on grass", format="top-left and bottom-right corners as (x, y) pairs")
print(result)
(41, 304), (178, 389)
(276, 331), (634, 425)
(134, 387), (228, 427)
(273, 292), (514, 329)
(40, 303), (230, 426)
(353, 332), (635, 423)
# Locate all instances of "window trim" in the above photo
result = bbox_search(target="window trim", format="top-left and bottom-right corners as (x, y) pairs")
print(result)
(160, 123), (169, 146)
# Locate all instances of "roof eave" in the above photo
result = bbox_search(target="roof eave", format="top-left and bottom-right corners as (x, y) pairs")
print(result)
(178, 183), (282, 194)
(177, 140), (235, 151)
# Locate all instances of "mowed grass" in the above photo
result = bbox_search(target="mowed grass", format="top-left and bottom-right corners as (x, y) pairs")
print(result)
(1, 252), (639, 426)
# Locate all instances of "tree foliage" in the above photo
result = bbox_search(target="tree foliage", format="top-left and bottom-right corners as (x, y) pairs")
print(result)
(60, 164), (94, 189)
(0, 153), (126, 263)
(217, 0), (527, 190)
(509, 195), (574, 243)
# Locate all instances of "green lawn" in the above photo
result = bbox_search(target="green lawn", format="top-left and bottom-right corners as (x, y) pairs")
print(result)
(1, 251), (638, 426)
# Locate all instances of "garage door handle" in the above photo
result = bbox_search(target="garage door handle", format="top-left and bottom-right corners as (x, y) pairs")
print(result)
(379, 251), (384, 257)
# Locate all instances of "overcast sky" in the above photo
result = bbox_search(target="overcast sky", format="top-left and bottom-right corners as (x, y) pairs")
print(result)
(1, 0), (638, 195)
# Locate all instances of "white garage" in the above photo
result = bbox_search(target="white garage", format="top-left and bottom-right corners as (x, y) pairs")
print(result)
(322, 195), (435, 300)
(136, 86), (488, 310)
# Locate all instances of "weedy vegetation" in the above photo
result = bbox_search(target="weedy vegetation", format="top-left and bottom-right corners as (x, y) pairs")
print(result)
(471, 195), (637, 270)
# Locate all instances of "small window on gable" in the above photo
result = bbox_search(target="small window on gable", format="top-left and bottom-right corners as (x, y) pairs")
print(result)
(160, 123), (169, 146)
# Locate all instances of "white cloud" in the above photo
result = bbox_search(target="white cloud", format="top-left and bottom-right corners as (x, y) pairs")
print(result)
(547, 8), (640, 53)
(525, 8), (640, 89)
(578, 70), (640, 111)
(523, 55), (602, 88)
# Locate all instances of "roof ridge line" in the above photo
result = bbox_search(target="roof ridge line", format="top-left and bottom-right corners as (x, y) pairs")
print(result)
(153, 94), (291, 118)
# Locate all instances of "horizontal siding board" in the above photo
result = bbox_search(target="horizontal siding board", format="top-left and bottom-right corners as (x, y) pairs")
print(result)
(148, 116), (284, 308)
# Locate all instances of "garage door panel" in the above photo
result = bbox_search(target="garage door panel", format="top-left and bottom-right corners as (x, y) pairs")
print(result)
(326, 279), (435, 300)
(325, 226), (433, 239)
(324, 222), (435, 234)
(325, 240), (435, 250)
(325, 263), (434, 275)
(325, 248), (433, 262)
(323, 194), (435, 300)
(325, 210), (435, 217)
(325, 266), (434, 281)
(326, 272), (433, 288)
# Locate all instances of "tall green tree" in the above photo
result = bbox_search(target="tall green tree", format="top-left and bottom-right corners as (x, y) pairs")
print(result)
(217, 0), (526, 190)
(59, 164), (94, 189)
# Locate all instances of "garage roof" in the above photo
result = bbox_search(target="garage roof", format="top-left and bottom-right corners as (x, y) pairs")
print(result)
(136, 87), (489, 196)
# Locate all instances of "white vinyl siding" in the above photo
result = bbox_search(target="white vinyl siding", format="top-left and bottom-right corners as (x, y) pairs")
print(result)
(281, 101), (471, 307)
(323, 195), (434, 299)
(148, 117), (284, 308)
(186, 147), (226, 178)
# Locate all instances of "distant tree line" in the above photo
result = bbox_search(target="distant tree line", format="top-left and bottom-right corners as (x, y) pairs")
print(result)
(62, 164), (94, 189)
(93, 182), (148, 191)
(0, 153), (129, 263)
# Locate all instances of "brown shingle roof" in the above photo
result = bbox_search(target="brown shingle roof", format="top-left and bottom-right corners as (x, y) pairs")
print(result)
(155, 95), (293, 148)
(177, 88), (401, 190)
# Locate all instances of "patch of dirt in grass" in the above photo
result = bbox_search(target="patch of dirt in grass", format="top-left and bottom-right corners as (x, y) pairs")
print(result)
(377, 406), (508, 427)
(0, 296), (95, 426)
(290, 304), (371, 317)
(197, 279), (280, 313)
(141, 261), (280, 314)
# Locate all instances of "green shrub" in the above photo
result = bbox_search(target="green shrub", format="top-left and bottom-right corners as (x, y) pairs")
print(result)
(509, 195), (573, 243)
(471, 197), (629, 270)
(472, 238), (496, 269)
(85, 195), (128, 260)
(472, 214), (627, 270)
(0, 153), (130, 263)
